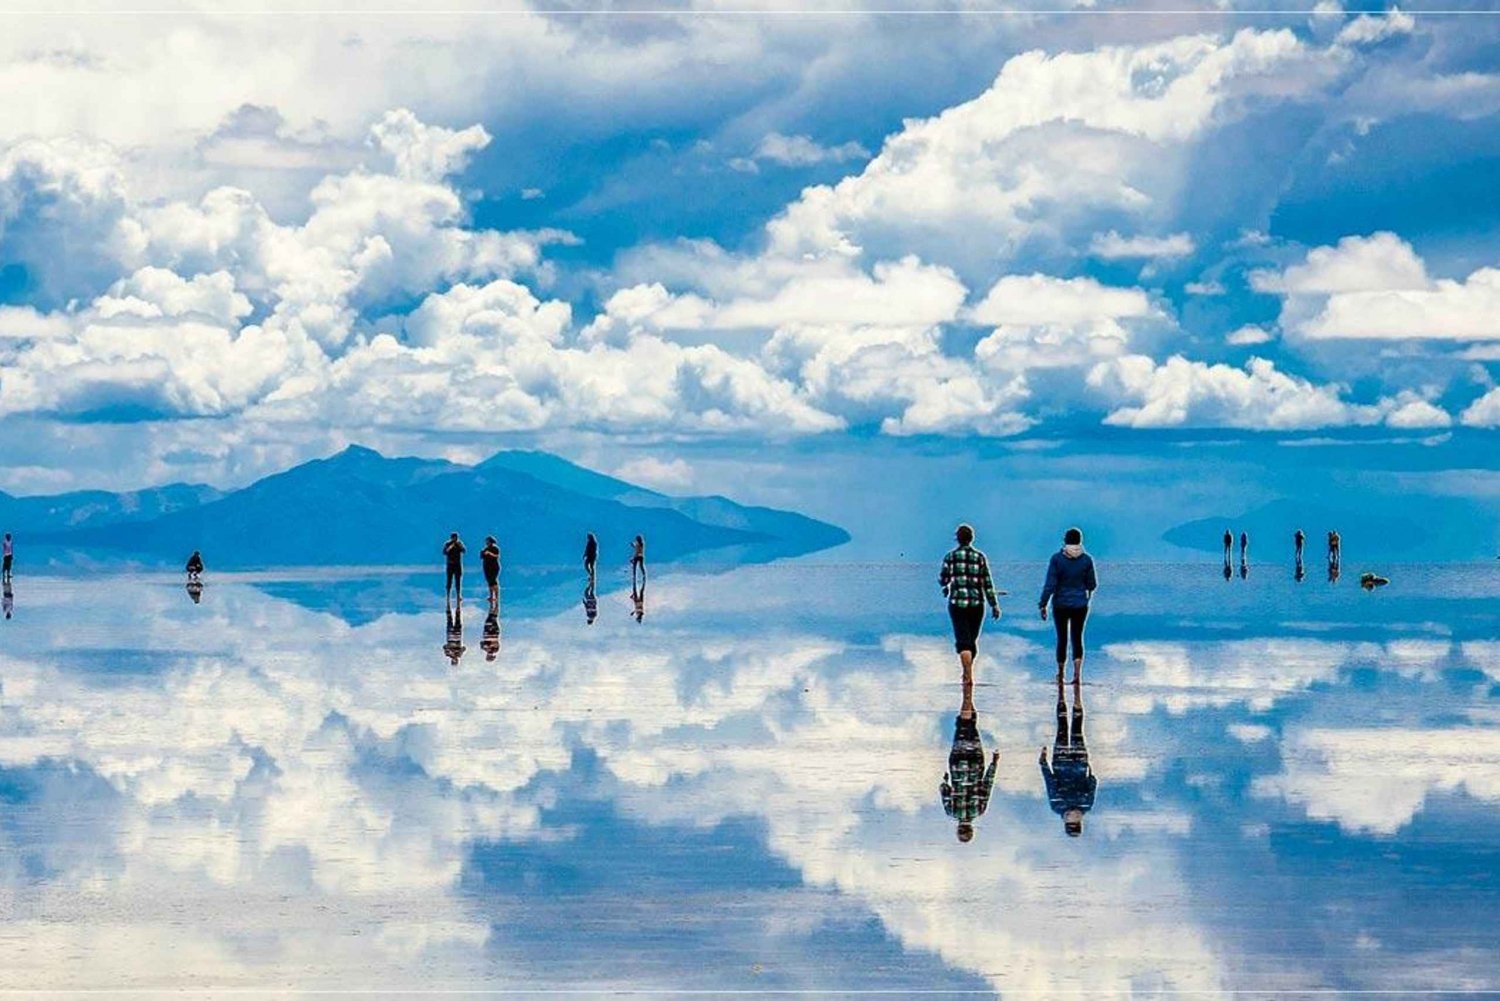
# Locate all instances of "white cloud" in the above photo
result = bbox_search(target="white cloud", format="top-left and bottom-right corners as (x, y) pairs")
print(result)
(1225, 324), (1273, 345)
(1335, 8), (1417, 48)
(1460, 387), (1500, 428)
(1256, 233), (1500, 344)
(1088, 230), (1196, 261)
(368, 108), (491, 183)
(752, 132), (870, 168)
(1087, 354), (1381, 430)
(1382, 392), (1452, 430)
(970, 274), (1158, 370)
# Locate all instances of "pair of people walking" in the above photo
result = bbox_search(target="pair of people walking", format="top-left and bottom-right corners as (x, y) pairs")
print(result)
(940, 524), (1098, 684)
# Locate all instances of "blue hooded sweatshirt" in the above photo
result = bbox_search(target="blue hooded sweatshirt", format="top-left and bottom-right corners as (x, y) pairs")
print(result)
(1039, 549), (1097, 610)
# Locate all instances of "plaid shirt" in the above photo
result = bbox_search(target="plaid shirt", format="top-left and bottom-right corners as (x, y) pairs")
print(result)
(942, 755), (997, 823)
(941, 545), (998, 609)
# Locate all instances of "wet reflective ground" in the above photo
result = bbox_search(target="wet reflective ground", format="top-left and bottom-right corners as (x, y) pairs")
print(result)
(0, 562), (1496, 995)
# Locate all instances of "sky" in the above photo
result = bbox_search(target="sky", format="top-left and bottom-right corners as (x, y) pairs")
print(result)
(0, 1), (1497, 534)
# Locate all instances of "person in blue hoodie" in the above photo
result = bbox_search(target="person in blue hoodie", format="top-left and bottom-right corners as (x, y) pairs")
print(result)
(1038, 527), (1098, 684)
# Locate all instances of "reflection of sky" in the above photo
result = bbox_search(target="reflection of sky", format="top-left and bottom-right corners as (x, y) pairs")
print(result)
(0, 563), (1496, 993)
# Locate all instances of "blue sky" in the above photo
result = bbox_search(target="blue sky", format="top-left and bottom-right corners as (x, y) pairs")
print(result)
(0, 3), (1497, 518)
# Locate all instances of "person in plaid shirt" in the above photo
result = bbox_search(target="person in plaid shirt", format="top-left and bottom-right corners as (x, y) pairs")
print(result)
(942, 677), (998, 843)
(940, 523), (1001, 684)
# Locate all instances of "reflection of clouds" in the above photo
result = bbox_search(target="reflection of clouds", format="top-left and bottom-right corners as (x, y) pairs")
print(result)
(1255, 727), (1500, 835)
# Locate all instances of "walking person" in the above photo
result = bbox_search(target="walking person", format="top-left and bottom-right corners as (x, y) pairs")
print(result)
(1040, 675), (1096, 838)
(939, 523), (1001, 686)
(185, 550), (205, 580)
(480, 536), (501, 603)
(1328, 529), (1341, 571)
(2, 533), (12, 583)
(1039, 527), (1097, 685)
(443, 532), (465, 600)
(941, 677), (999, 844)
(630, 535), (646, 587)
(583, 532), (598, 582)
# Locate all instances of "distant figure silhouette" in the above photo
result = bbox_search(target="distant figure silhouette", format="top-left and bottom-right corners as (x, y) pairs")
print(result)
(583, 581), (598, 624)
(3, 579), (12, 619)
(1295, 559), (1306, 583)
(1039, 527), (1096, 684)
(480, 536), (501, 603)
(1223, 560), (1233, 581)
(2, 532), (12, 583)
(630, 535), (646, 587)
(1327, 529), (1341, 571)
(185, 550), (204, 580)
(631, 580), (645, 623)
(482, 596), (500, 661)
(443, 598), (466, 665)
(1360, 572), (1390, 591)
(443, 532), (465, 600)
(942, 678), (998, 844)
(1294, 528), (1305, 563)
(1329, 560), (1341, 584)
(1040, 675), (1096, 837)
(1239, 531), (1249, 566)
(1222, 529), (1232, 563)
(940, 523), (1001, 687)
(185, 579), (204, 604)
(584, 532), (598, 581)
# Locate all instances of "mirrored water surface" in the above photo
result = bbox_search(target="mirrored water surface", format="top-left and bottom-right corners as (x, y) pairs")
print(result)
(0, 561), (1496, 995)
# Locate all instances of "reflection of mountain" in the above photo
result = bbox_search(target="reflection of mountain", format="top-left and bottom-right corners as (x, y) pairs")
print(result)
(1163, 497), (1488, 561)
(22, 446), (848, 570)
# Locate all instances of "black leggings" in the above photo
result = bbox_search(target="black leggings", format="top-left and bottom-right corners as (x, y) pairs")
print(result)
(1053, 605), (1088, 663)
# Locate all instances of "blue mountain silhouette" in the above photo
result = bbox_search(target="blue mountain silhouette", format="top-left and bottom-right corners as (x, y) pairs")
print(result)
(19, 446), (849, 570)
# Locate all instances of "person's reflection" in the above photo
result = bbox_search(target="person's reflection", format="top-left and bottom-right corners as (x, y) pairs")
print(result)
(443, 598), (466, 665)
(185, 579), (205, 604)
(1328, 561), (1341, 584)
(583, 581), (598, 624)
(1040, 676), (1096, 837)
(481, 595), (500, 662)
(941, 678), (998, 843)
(631, 580), (645, 623)
(1239, 557), (1249, 580)
(1222, 557), (1232, 581)
(3, 579), (12, 620)
(1295, 555), (1306, 582)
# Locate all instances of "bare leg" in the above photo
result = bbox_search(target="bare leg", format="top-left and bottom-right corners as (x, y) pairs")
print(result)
(959, 649), (974, 686)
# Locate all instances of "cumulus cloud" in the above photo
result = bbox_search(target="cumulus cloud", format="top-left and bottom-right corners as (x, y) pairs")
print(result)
(1256, 233), (1500, 344)
(751, 132), (870, 168)
(1460, 387), (1500, 428)
(1334, 8), (1417, 48)
(1088, 231), (1196, 261)
(970, 274), (1159, 370)
(1382, 391), (1452, 430)
(1225, 324), (1273, 345)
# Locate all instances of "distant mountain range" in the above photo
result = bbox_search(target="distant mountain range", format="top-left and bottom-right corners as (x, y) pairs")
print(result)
(6, 446), (849, 571)
(1163, 497), (1487, 561)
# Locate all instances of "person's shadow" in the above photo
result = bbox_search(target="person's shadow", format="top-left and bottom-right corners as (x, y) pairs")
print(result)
(941, 678), (998, 844)
(481, 595), (500, 662)
(1040, 675), (1097, 837)
(443, 598), (466, 665)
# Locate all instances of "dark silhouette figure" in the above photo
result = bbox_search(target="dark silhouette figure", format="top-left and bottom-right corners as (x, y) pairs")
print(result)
(1222, 529), (1232, 563)
(1327, 530), (1342, 573)
(443, 598), (466, 665)
(3, 579), (13, 620)
(1223, 559), (1233, 581)
(480, 536), (501, 603)
(1294, 528), (1305, 563)
(631, 580), (645, 623)
(443, 532), (465, 600)
(1328, 560), (1341, 584)
(1295, 558), (1306, 583)
(1039, 527), (1096, 684)
(1239, 531), (1249, 565)
(185, 550), (204, 580)
(1360, 572), (1390, 591)
(942, 678), (998, 844)
(1239, 559), (1249, 579)
(2, 532), (12, 583)
(583, 581), (598, 624)
(630, 535), (646, 588)
(481, 595), (500, 662)
(584, 532), (598, 582)
(940, 523), (1001, 686)
(1040, 676), (1096, 837)
(185, 579), (204, 604)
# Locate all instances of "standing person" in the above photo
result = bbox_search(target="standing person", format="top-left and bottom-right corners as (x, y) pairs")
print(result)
(583, 532), (598, 582)
(941, 677), (998, 844)
(630, 535), (646, 587)
(2, 533), (12, 583)
(1040, 675), (1096, 838)
(480, 536), (501, 603)
(185, 550), (204, 580)
(1239, 531), (1249, 566)
(939, 524), (1001, 686)
(1294, 528), (1306, 563)
(1328, 529), (1342, 571)
(443, 532), (465, 600)
(1039, 527), (1097, 685)
(1222, 529), (1232, 564)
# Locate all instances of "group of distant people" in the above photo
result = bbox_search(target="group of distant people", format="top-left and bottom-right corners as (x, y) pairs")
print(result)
(938, 523), (1099, 842)
(1225, 527), (1343, 582)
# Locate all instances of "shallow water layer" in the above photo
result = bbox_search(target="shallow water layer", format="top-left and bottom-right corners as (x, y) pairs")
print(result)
(0, 561), (1496, 996)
